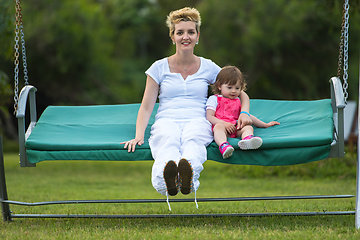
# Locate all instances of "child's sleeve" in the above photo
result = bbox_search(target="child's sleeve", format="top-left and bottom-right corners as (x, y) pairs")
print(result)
(206, 95), (218, 111)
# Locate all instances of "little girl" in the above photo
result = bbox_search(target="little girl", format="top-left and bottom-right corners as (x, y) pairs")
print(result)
(206, 66), (279, 159)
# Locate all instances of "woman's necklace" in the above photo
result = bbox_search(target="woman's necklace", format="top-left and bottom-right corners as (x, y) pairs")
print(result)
(180, 61), (194, 72)
(171, 55), (197, 73)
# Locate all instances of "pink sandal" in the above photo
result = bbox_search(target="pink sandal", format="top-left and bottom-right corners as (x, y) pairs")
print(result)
(238, 135), (262, 150)
(219, 142), (234, 159)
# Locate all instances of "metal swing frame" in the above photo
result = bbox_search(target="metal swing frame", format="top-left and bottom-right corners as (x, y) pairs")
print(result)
(0, 76), (356, 222)
(2, 0), (359, 229)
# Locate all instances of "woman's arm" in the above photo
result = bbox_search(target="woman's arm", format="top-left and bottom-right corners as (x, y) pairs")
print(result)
(122, 75), (159, 152)
(238, 91), (253, 129)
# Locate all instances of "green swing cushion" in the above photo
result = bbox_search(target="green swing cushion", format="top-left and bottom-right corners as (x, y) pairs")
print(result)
(25, 99), (333, 166)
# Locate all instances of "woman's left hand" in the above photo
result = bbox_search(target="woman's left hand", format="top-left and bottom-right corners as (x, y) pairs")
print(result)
(237, 113), (252, 129)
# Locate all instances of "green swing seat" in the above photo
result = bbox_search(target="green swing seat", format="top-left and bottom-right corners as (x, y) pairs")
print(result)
(22, 89), (338, 167)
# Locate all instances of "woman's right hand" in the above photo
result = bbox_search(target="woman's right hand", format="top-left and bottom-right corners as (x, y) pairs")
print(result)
(121, 138), (144, 152)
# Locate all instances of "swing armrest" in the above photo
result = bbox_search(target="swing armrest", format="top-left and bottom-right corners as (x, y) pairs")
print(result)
(16, 85), (37, 167)
(330, 77), (346, 109)
(329, 77), (345, 158)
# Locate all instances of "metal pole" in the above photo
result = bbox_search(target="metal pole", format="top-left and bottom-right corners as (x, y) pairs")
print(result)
(7, 211), (356, 220)
(0, 135), (12, 221)
(356, 52), (360, 229)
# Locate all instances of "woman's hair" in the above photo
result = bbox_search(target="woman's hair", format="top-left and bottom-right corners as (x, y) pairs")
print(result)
(212, 66), (247, 94)
(166, 7), (201, 38)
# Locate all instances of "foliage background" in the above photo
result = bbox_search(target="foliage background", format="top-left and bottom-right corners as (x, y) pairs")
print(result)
(0, 0), (360, 139)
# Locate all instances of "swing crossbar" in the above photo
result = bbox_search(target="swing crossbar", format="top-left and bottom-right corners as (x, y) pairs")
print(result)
(1, 187), (355, 220)
(2, 194), (355, 206)
(8, 211), (356, 220)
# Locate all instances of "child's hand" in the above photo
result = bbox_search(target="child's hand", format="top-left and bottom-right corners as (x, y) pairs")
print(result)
(264, 121), (280, 128)
(223, 121), (237, 134)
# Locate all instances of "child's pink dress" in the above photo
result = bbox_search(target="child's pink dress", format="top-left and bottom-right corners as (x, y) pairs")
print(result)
(213, 95), (241, 138)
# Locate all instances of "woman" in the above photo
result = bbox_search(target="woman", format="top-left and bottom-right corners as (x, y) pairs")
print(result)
(122, 7), (252, 206)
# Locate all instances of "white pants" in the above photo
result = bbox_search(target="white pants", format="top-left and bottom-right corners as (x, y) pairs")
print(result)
(149, 118), (213, 196)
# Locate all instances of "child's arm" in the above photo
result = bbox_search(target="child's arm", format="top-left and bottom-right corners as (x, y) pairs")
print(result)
(206, 109), (237, 134)
(251, 115), (280, 128)
(206, 109), (220, 125)
(238, 91), (252, 129)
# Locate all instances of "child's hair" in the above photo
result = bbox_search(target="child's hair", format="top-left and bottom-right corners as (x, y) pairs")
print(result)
(212, 66), (247, 95)
(166, 7), (201, 38)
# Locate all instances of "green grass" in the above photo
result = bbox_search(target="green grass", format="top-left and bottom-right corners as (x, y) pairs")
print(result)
(1, 151), (360, 239)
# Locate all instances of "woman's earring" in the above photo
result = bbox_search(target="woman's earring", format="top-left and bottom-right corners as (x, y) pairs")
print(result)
(196, 41), (199, 45)
(173, 42), (175, 45)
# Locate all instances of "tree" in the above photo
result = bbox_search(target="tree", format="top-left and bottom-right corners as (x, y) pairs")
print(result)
(0, 0), (18, 139)
(1, 0), (359, 111)
(197, 0), (359, 100)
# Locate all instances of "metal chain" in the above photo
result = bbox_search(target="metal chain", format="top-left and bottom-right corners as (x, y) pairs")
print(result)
(13, 0), (21, 114)
(336, 6), (345, 79)
(337, 0), (350, 103)
(20, 24), (29, 85)
(342, 0), (349, 102)
(13, 0), (29, 114)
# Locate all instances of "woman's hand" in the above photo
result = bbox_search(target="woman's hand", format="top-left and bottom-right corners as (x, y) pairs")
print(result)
(237, 113), (253, 130)
(121, 138), (144, 152)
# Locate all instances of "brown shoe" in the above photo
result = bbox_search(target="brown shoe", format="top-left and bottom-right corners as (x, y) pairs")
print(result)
(163, 160), (179, 196)
(178, 158), (193, 195)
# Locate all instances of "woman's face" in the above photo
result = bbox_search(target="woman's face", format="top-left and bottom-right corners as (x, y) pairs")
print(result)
(172, 21), (199, 51)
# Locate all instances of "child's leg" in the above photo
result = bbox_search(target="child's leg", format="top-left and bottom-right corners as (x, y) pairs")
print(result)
(213, 123), (228, 146)
(237, 125), (262, 150)
(213, 123), (234, 159)
(236, 125), (254, 139)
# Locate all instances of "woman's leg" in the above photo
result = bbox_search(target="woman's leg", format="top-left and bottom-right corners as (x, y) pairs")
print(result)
(180, 118), (213, 192)
(149, 118), (182, 196)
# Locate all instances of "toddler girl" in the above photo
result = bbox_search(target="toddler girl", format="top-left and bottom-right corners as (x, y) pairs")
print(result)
(206, 66), (279, 159)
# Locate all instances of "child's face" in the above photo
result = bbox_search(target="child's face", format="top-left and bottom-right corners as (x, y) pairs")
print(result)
(219, 82), (242, 99)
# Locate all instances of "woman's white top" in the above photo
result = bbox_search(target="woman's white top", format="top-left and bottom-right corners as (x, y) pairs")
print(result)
(145, 57), (221, 121)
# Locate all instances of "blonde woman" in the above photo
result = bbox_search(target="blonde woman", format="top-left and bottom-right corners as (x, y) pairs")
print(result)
(122, 7), (252, 207)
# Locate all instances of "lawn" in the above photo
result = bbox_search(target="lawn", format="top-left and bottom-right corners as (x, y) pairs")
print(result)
(1, 151), (360, 239)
